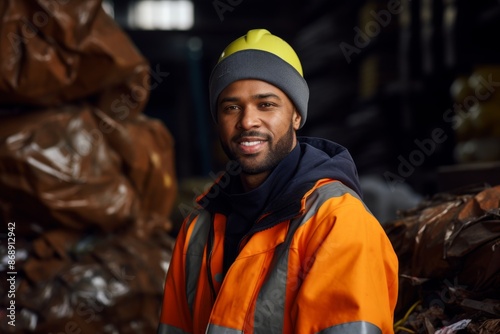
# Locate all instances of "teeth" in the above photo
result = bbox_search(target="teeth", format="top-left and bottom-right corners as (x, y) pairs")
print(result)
(241, 141), (262, 146)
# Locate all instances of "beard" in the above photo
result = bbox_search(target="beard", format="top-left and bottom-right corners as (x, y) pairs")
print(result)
(220, 124), (296, 175)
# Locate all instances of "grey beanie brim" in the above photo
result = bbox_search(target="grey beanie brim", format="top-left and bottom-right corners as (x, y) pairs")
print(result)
(209, 49), (309, 128)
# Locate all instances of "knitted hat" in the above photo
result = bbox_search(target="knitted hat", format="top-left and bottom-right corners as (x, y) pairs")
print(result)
(209, 29), (309, 128)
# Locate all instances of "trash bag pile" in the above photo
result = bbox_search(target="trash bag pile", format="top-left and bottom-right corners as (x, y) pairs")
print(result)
(0, 1), (177, 333)
(385, 184), (500, 334)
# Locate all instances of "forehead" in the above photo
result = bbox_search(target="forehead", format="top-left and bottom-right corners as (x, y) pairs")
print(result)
(219, 79), (288, 99)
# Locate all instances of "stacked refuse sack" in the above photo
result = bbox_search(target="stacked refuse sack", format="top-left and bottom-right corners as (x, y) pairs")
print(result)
(0, 1), (177, 333)
(385, 184), (500, 334)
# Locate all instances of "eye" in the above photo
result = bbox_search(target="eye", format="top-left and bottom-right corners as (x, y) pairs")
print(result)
(259, 102), (276, 109)
(222, 104), (240, 113)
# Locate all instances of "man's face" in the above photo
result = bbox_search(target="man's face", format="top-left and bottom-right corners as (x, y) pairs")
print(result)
(216, 79), (301, 175)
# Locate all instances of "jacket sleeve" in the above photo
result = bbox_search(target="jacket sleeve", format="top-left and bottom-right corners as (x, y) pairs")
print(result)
(157, 215), (194, 334)
(290, 194), (399, 334)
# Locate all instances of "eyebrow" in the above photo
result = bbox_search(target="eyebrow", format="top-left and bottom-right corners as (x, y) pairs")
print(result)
(219, 93), (281, 105)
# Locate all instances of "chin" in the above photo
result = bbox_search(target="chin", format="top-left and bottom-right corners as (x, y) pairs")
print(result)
(240, 161), (276, 175)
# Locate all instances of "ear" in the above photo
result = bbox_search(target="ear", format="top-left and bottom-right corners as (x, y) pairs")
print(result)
(292, 109), (301, 130)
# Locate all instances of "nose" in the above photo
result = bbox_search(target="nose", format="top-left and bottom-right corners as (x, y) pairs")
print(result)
(237, 106), (261, 130)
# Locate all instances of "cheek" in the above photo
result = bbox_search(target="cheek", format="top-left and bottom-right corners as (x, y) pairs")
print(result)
(217, 122), (233, 141)
(271, 121), (291, 138)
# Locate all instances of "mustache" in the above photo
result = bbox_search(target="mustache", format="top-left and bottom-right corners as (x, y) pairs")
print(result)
(232, 131), (271, 142)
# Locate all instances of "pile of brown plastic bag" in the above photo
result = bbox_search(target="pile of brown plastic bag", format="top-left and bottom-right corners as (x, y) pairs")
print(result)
(386, 184), (500, 334)
(0, 1), (177, 333)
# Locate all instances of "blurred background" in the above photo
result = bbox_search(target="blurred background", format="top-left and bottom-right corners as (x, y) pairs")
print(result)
(109, 0), (500, 223)
(0, 0), (499, 333)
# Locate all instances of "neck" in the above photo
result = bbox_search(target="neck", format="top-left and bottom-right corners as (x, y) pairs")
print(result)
(239, 170), (271, 192)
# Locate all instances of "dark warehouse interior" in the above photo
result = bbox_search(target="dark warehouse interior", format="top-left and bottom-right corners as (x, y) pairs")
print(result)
(118, 0), (500, 194)
(1, 0), (500, 333)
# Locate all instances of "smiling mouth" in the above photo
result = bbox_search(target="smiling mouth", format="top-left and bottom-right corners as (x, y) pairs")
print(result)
(235, 137), (267, 155)
(240, 141), (264, 146)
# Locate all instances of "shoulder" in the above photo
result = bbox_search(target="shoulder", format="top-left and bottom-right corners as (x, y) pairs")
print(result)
(299, 179), (379, 233)
(303, 179), (366, 212)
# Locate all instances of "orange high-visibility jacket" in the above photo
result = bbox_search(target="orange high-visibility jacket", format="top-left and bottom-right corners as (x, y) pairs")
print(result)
(158, 176), (399, 334)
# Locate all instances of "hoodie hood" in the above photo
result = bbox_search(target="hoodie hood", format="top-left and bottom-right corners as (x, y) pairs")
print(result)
(246, 136), (363, 230)
(293, 136), (362, 198)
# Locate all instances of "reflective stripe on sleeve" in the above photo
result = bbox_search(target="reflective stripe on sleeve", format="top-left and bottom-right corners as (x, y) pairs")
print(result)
(316, 321), (382, 334)
(206, 324), (244, 334)
(157, 323), (191, 334)
(185, 210), (212, 315)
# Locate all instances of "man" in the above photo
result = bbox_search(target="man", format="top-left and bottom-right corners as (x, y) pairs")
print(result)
(158, 29), (398, 334)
